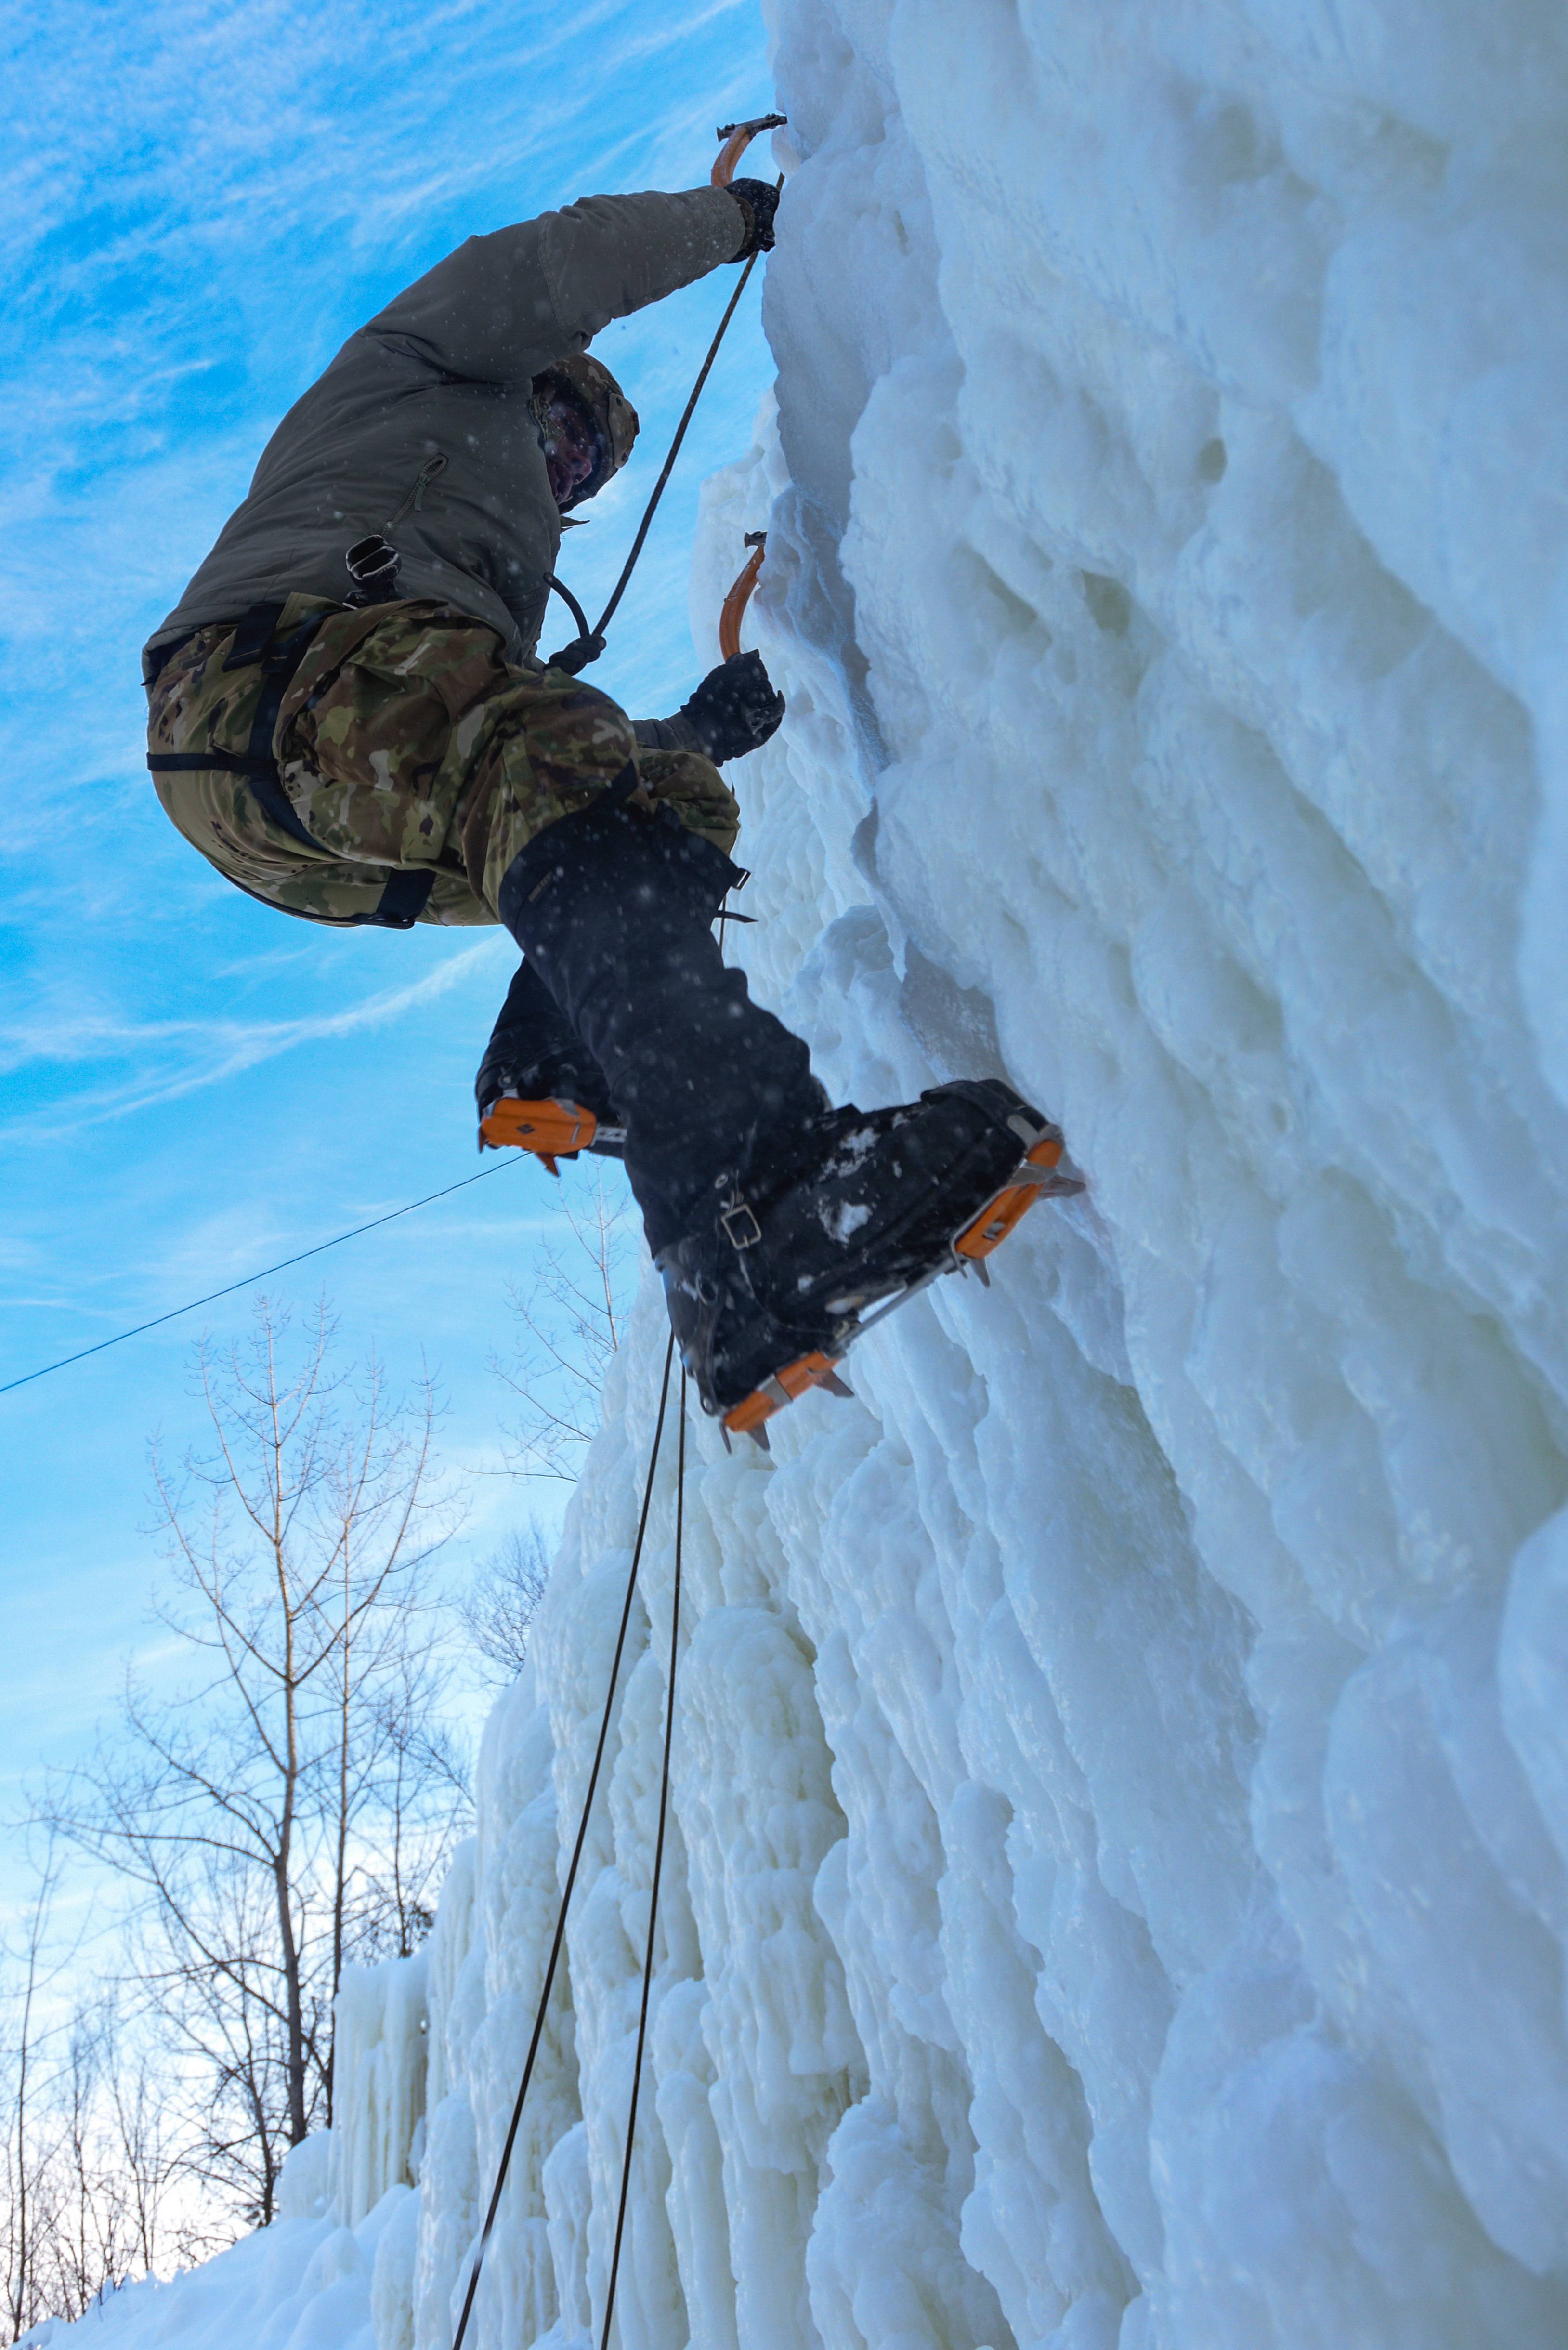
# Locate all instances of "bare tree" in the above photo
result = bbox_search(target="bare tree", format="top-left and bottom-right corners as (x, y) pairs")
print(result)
(47, 2007), (181, 2321)
(99, 2019), (197, 2283)
(492, 1162), (635, 1480)
(1, 1867), (203, 2341)
(2, 1842), (63, 2339)
(458, 1526), (553, 1685)
(352, 1656), (472, 1961)
(52, 2011), (109, 2324)
(41, 1298), (470, 2232)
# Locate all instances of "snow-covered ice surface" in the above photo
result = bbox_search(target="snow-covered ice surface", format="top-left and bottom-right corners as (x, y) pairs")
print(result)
(47, 2), (1568, 2347)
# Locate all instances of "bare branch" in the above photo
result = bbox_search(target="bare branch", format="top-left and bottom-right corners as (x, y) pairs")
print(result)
(31, 1296), (471, 2254)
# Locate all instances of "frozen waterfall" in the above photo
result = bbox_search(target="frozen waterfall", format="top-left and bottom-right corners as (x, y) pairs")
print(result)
(49, 1), (1568, 2347)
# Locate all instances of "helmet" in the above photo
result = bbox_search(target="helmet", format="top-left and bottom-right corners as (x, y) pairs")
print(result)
(530, 353), (639, 511)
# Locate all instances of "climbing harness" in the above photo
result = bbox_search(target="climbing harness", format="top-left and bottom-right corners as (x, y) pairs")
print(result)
(146, 598), (434, 930)
(546, 117), (787, 673)
(450, 1336), (686, 2350)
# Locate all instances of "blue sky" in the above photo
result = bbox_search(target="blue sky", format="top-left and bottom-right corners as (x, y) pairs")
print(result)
(0, 0), (778, 1896)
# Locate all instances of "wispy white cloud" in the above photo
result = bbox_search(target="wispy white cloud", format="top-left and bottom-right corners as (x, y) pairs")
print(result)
(136, 1185), (561, 1316)
(0, 935), (511, 1135)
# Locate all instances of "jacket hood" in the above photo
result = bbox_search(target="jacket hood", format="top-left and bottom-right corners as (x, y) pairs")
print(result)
(530, 353), (640, 510)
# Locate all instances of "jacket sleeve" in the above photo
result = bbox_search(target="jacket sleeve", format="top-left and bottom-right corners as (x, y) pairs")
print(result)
(365, 188), (745, 384)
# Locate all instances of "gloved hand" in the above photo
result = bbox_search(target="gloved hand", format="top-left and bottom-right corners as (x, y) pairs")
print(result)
(677, 651), (785, 764)
(727, 177), (779, 257)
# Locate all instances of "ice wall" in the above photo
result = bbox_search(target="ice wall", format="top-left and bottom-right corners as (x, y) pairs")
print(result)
(52, 7), (1568, 2350)
(382, 2), (1568, 2339)
(680, 7), (1568, 2336)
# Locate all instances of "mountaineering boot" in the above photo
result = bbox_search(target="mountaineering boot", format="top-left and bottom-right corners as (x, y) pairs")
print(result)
(497, 798), (833, 1256)
(475, 957), (625, 1168)
(656, 1079), (1084, 1439)
(499, 796), (1083, 1438)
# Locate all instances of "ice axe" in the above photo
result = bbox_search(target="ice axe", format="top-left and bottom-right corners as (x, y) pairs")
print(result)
(712, 113), (787, 186)
(710, 122), (781, 662)
(719, 531), (768, 659)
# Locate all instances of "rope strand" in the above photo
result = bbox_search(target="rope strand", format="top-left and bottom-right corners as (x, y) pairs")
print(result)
(588, 255), (762, 647)
(598, 1369), (686, 2350)
(450, 1333), (677, 2350)
(547, 179), (783, 672)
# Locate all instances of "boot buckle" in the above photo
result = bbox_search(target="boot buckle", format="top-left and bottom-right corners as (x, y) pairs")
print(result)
(719, 1196), (761, 1250)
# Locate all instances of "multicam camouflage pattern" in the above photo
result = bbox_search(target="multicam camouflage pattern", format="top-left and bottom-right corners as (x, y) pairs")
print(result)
(146, 594), (740, 927)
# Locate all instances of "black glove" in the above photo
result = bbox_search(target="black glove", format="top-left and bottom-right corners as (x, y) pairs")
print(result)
(677, 651), (785, 764)
(727, 178), (779, 257)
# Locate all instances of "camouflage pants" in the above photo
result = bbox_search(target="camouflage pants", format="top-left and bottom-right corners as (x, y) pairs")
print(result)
(146, 595), (740, 928)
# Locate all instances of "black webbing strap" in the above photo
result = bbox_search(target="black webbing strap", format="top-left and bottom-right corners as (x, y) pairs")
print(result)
(222, 600), (290, 672)
(373, 870), (437, 926)
(148, 602), (435, 930)
(147, 748), (324, 854)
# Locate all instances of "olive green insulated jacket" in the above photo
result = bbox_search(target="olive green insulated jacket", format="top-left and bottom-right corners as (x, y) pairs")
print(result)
(146, 186), (745, 673)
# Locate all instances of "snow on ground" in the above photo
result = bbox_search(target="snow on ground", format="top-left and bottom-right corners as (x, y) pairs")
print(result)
(44, 2), (1568, 2347)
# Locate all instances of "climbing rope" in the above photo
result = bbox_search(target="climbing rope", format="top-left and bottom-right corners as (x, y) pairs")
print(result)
(451, 1333), (680, 2350)
(599, 1368), (686, 2350)
(546, 117), (785, 673)
(544, 250), (771, 673)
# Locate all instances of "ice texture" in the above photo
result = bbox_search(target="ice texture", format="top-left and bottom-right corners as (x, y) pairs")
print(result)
(42, 1), (1568, 2347)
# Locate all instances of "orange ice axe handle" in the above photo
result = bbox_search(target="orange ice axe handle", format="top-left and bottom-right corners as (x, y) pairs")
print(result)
(719, 532), (767, 660)
(713, 114), (787, 188)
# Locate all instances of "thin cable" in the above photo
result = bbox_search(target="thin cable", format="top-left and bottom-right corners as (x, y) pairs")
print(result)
(451, 1333), (676, 2350)
(1, 1157), (527, 1397)
(598, 1369), (686, 2350)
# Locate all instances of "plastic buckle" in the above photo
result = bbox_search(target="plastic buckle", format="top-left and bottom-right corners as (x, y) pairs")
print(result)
(345, 534), (401, 606)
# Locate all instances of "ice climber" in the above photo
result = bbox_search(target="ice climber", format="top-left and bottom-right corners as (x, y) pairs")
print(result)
(144, 178), (1078, 1440)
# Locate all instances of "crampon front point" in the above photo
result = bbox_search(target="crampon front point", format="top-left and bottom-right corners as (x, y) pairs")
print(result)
(651, 1084), (1082, 1445)
(719, 1122), (1081, 1443)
